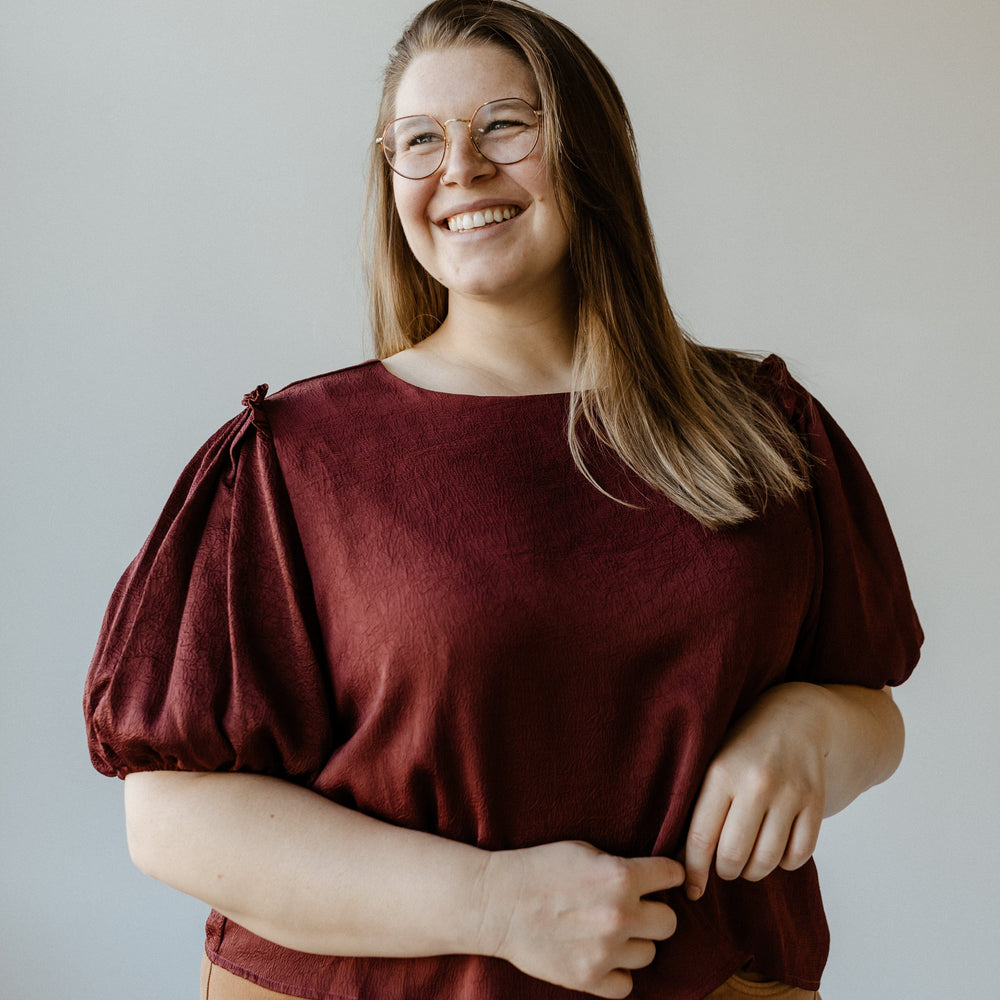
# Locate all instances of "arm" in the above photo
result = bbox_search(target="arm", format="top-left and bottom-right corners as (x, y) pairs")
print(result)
(125, 771), (682, 999)
(683, 682), (904, 900)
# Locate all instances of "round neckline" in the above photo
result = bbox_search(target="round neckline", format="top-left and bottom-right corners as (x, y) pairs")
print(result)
(373, 358), (572, 400)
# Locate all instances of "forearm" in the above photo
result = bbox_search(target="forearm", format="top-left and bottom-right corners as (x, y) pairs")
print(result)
(124, 770), (490, 957)
(814, 682), (905, 816)
(124, 770), (685, 997)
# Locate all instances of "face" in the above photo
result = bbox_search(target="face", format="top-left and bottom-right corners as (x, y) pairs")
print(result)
(390, 44), (571, 308)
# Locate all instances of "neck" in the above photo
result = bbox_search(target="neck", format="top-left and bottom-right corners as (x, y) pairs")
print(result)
(420, 278), (578, 395)
(435, 304), (575, 389)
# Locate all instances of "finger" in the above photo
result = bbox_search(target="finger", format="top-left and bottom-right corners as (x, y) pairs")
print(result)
(739, 806), (797, 882)
(615, 937), (658, 971)
(634, 899), (678, 941)
(593, 968), (633, 999)
(713, 797), (768, 882)
(779, 804), (822, 872)
(629, 855), (685, 896)
(683, 785), (732, 899)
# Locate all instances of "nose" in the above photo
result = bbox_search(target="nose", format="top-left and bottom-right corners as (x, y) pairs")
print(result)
(440, 121), (496, 185)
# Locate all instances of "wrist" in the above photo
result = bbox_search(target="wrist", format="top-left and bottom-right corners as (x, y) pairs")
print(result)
(759, 681), (836, 756)
(469, 849), (522, 960)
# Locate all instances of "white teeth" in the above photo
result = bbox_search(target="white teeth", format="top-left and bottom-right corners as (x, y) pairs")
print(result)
(444, 206), (520, 232)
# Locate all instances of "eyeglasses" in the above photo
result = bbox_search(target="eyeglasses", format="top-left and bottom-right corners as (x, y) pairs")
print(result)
(376, 97), (543, 180)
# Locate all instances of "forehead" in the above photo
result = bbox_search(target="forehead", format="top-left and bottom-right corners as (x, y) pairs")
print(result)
(393, 43), (538, 119)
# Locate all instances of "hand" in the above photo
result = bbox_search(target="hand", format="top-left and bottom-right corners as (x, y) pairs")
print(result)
(683, 683), (831, 901)
(478, 840), (684, 998)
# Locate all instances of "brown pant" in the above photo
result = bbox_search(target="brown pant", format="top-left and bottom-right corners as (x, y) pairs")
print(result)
(705, 973), (821, 999)
(200, 955), (820, 999)
(201, 956), (301, 999)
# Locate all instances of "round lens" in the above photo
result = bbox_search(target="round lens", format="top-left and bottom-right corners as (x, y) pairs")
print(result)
(471, 99), (540, 165)
(382, 115), (446, 179)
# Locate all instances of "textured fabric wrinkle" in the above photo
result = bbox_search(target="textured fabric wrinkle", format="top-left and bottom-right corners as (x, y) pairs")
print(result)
(237, 391), (313, 611)
(763, 363), (922, 689)
(220, 418), (334, 781)
(85, 358), (922, 999)
(86, 409), (252, 775)
(84, 400), (335, 782)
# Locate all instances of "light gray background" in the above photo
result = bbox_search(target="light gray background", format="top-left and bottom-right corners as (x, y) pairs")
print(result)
(2, 1), (997, 996)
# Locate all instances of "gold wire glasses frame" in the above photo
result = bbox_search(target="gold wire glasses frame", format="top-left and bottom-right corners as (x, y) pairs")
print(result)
(376, 97), (544, 180)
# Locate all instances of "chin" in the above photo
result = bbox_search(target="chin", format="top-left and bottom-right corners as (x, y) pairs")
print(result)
(450, 276), (525, 300)
(427, 261), (517, 299)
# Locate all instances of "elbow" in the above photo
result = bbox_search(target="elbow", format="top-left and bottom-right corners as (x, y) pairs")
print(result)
(124, 770), (207, 882)
(873, 685), (906, 787)
(124, 772), (165, 878)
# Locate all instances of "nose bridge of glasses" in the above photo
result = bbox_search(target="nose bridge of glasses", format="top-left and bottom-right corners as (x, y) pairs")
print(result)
(439, 116), (490, 170)
(441, 117), (481, 153)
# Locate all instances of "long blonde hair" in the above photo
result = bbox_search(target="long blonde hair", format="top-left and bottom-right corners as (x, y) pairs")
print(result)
(366, 0), (808, 529)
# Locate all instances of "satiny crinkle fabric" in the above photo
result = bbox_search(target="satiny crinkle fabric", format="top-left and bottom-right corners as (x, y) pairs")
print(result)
(84, 355), (922, 1000)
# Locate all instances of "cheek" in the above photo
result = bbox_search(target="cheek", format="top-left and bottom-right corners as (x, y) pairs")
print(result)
(392, 183), (440, 276)
(517, 149), (554, 197)
(393, 177), (429, 230)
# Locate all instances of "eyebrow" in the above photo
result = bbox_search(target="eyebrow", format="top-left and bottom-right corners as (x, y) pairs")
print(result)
(392, 95), (542, 120)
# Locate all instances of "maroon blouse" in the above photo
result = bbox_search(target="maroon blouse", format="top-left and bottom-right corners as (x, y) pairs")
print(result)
(84, 356), (922, 999)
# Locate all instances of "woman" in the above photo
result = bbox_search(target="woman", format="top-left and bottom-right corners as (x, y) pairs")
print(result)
(84, 2), (922, 998)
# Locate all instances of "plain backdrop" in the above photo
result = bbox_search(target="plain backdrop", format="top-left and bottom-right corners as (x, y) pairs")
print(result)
(2, 1), (997, 997)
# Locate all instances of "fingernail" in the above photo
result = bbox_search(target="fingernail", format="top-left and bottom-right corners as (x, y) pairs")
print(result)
(686, 884), (702, 901)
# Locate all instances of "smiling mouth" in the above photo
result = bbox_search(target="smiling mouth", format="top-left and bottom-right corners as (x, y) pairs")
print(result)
(444, 206), (521, 232)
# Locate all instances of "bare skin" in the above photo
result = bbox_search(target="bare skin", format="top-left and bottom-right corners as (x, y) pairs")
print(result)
(380, 306), (577, 397)
(682, 683), (904, 901)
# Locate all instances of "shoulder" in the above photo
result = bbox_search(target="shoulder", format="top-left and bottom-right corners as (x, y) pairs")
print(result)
(239, 359), (391, 436)
(751, 354), (812, 426)
(235, 359), (432, 476)
(263, 358), (386, 410)
(700, 347), (813, 427)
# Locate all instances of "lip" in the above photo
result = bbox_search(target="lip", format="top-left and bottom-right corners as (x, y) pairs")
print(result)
(433, 198), (528, 227)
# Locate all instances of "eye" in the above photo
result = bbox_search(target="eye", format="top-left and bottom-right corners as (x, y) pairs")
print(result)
(472, 99), (539, 144)
(407, 131), (445, 149)
(385, 116), (445, 156)
(481, 117), (528, 134)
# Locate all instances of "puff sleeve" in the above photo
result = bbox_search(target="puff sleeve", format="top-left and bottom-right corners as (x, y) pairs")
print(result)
(84, 388), (335, 781)
(758, 357), (923, 689)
